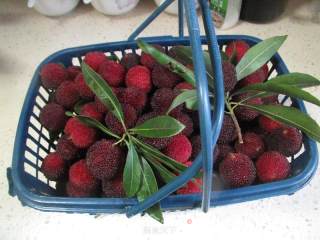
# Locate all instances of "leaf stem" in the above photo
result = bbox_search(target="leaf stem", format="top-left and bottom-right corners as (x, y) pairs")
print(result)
(225, 99), (243, 144)
(113, 133), (127, 146)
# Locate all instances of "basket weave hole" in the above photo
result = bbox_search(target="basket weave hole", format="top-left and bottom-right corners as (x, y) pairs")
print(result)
(39, 86), (50, 101)
(72, 57), (81, 66)
(24, 150), (37, 165)
(24, 162), (36, 177)
(29, 115), (42, 131)
(35, 95), (46, 108)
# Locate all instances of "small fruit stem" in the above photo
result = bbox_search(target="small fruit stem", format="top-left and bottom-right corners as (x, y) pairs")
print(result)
(113, 133), (127, 146)
(225, 100), (244, 144)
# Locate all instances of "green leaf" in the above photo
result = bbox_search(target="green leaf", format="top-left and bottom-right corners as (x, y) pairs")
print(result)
(173, 46), (216, 89)
(167, 90), (197, 114)
(81, 63), (125, 126)
(267, 73), (320, 88)
(236, 35), (287, 80)
(236, 82), (320, 107)
(137, 40), (196, 87)
(185, 97), (198, 110)
(137, 157), (164, 224)
(132, 137), (188, 173)
(123, 141), (142, 197)
(242, 104), (320, 142)
(129, 116), (185, 138)
(66, 112), (120, 139)
(73, 100), (88, 114)
(133, 137), (203, 179)
(143, 155), (176, 184)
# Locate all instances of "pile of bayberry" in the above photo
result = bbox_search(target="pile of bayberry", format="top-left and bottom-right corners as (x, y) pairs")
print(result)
(39, 39), (310, 201)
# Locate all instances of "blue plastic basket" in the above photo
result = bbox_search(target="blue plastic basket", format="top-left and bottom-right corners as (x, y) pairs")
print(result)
(8, 0), (318, 217)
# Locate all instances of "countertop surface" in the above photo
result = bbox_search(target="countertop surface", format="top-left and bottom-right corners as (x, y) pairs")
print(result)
(0, 0), (319, 239)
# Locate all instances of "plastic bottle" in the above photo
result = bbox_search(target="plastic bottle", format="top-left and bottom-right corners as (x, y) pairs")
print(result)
(154, 0), (199, 15)
(210, 0), (242, 29)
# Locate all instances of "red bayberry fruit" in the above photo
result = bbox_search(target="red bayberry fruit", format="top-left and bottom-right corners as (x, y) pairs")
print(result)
(152, 64), (181, 88)
(120, 53), (140, 70)
(69, 159), (99, 192)
(177, 178), (202, 194)
(64, 118), (97, 149)
(55, 81), (80, 109)
(237, 68), (266, 88)
(84, 51), (107, 71)
(102, 175), (125, 197)
(86, 139), (125, 180)
(225, 40), (250, 63)
(98, 61), (125, 87)
(66, 66), (81, 80)
(222, 61), (237, 92)
(258, 115), (283, 133)
(256, 151), (290, 183)
(40, 63), (68, 89)
(56, 135), (78, 161)
(235, 132), (265, 159)
(41, 152), (66, 181)
(219, 152), (256, 188)
(265, 127), (303, 156)
(40, 103), (67, 132)
(218, 114), (237, 143)
(80, 102), (103, 122)
(233, 94), (263, 121)
(74, 73), (94, 99)
(125, 65), (152, 93)
(164, 135), (192, 163)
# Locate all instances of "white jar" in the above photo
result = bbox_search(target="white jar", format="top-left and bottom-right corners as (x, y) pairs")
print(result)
(154, 0), (199, 15)
(28, 0), (80, 17)
(84, 0), (140, 16)
(210, 0), (242, 29)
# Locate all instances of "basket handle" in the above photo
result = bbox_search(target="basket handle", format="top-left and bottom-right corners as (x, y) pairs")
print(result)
(126, 0), (224, 217)
(198, 0), (225, 211)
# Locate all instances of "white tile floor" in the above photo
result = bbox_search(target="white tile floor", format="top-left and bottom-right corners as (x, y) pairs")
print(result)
(0, 0), (319, 239)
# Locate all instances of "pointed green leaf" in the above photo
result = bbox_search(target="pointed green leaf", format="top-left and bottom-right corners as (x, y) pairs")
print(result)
(242, 104), (320, 142)
(132, 137), (188, 173)
(173, 46), (225, 90)
(236, 82), (320, 107)
(123, 142), (142, 197)
(167, 90), (197, 114)
(144, 155), (176, 184)
(137, 40), (196, 86)
(133, 137), (203, 179)
(174, 46), (214, 89)
(236, 35), (287, 80)
(81, 63), (124, 126)
(137, 157), (164, 224)
(185, 97), (198, 110)
(73, 100), (88, 114)
(129, 116), (185, 138)
(67, 113), (120, 139)
(267, 73), (320, 88)
(144, 204), (164, 224)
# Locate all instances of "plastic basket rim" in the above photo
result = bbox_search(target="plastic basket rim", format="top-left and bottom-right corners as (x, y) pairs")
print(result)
(11, 35), (319, 212)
